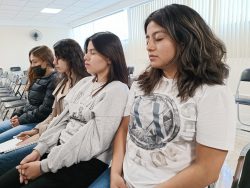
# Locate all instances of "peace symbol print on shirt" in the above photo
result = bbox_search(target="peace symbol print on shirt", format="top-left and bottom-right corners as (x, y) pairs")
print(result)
(129, 94), (180, 150)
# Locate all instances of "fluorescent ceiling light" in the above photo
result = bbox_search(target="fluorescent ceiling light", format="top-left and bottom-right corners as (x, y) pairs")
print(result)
(41, 8), (62, 14)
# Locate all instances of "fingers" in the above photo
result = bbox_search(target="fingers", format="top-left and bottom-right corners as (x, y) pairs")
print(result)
(16, 165), (22, 174)
(25, 179), (29, 184)
(19, 172), (29, 184)
(17, 165), (28, 184)
(19, 135), (30, 141)
(20, 154), (33, 164)
(17, 131), (27, 137)
(19, 173), (24, 184)
(16, 164), (28, 173)
(20, 151), (41, 165)
(21, 169), (25, 177)
(20, 157), (30, 165)
(21, 163), (29, 169)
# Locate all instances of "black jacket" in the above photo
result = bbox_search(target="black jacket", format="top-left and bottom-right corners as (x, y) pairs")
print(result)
(13, 72), (57, 124)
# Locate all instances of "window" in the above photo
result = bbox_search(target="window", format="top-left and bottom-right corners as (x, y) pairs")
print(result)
(72, 10), (128, 48)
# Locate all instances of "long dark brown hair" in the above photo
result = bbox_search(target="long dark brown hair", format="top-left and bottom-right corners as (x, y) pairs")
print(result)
(138, 4), (229, 101)
(84, 32), (128, 96)
(53, 39), (89, 88)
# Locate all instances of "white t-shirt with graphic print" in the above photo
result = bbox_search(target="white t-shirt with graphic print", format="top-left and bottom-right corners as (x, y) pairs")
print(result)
(123, 76), (236, 188)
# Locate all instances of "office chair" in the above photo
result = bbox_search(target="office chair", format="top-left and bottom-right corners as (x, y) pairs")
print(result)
(235, 68), (250, 126)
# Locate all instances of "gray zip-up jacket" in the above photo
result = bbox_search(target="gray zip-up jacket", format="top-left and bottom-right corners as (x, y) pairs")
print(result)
(34, 76), (129, 173)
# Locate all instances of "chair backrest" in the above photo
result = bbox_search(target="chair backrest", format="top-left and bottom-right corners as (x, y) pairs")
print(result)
(240, 69), (250, 82)
(15, 76), (28, 99)
(127, 66), (135, 88)
(23, 70), (28, 76)
(236, 69), (250, 96)
(10, 66), (21, 72)
(128, 66), (134, 75)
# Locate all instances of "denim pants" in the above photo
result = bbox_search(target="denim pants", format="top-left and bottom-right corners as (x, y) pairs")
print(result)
(0, 143), (37, 176)
(88, 168), (110, 188)
(0, 120), (37, 143)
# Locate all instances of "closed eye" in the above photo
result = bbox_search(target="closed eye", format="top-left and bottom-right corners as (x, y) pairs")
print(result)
(156, 37), (164, 40)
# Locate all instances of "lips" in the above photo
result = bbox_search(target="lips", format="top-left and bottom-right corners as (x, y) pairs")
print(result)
(149, 54), (158, 61)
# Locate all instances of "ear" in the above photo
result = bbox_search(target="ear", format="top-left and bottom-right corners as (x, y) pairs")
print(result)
(107, 59), (111, 65)
(42, 61), (49, 68)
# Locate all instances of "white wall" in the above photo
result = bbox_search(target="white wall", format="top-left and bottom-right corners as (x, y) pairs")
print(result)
(0, 26), (70, 72)
(227, 58), (250, 93)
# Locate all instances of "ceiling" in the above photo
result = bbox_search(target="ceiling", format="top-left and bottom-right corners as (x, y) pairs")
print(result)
(0, 0), (149, 27)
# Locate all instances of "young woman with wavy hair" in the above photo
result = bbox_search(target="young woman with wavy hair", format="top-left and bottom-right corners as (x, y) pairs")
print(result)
(90, 4), (236, 188)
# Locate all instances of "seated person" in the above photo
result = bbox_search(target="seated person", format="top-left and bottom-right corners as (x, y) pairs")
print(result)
(0, 45), (57, 143)
(0, 31), (129, 188)
(0, 39), (89, 175)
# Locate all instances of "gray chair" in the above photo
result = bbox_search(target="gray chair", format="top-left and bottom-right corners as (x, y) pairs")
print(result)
(0, 71), (8, 88)
(10, 67), (21, 72)
(127, 66), (135, 87)
(0, 74), (20, 97)
(235, 69), (250, 126)
(0, 76), (27, 104)
(0, 76), (28, 120)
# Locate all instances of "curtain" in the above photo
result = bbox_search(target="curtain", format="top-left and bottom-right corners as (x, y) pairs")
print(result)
(127, 0), (250, 73)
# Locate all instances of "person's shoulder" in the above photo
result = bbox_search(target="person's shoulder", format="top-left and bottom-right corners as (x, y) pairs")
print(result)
(195, 83), (233, 102)
(77, 76), (93, 85)
(203, 84), (230, 94)
(128, 80), (140, 90)
(39, 71), (58, 83)
(46, 71), (58, 79)
(36, 71), (57, 85)
(51, 71), (58, 77)
(107, 81), (129, 92)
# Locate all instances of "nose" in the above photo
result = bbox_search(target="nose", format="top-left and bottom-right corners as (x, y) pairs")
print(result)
(84, 53), (89, 61)
(53, 58), (57, 65)
(30, 63), (36, 67)
(146, 39), (155, 51)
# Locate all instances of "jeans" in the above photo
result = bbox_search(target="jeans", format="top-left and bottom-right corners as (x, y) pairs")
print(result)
(0, 143), (37, 176)
(0, 120), (37, 143)
(88, 168), (110, 188)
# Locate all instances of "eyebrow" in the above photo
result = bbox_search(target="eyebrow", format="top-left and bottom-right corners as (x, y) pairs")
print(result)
(146, 30), (168, 39)
(30, 58), (38, 62)
(87, 48), (96, 51)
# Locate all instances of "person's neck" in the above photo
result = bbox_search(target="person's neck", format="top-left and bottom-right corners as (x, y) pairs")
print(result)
(95, 73), (108, 83)
(162, 66), (177, 79)
(163, 71), (176, 79)
(44, 67), (54, 77)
